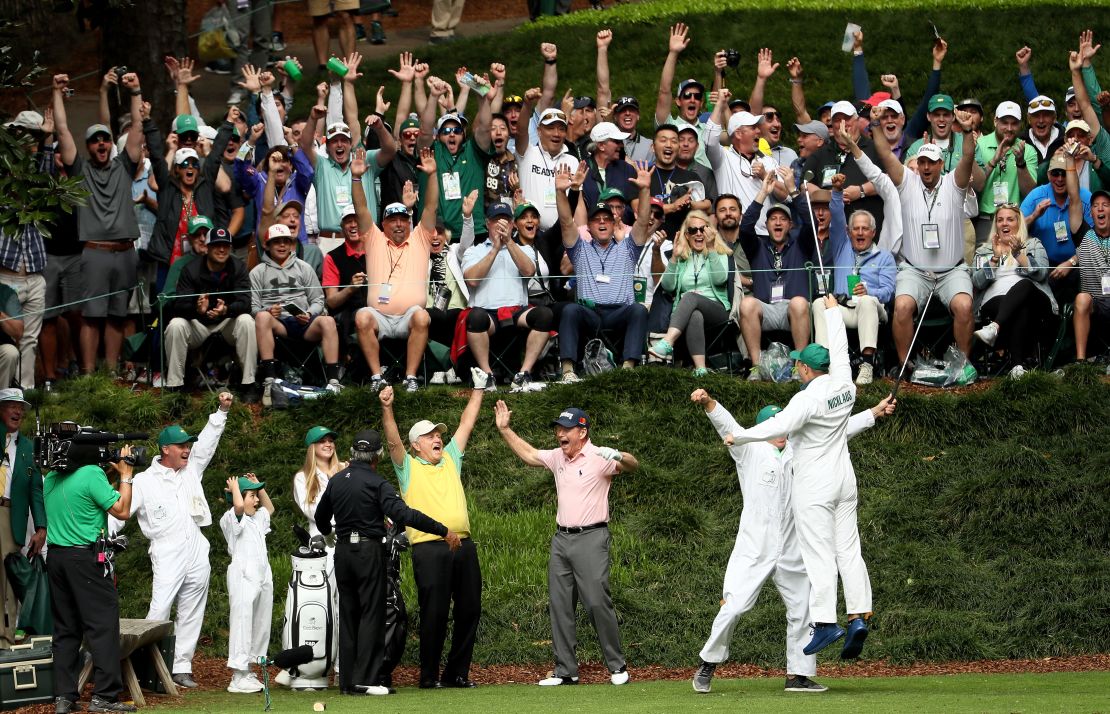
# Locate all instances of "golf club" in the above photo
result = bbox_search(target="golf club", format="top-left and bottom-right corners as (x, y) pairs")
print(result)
(891, 286), (936, 398)
(801, 170), (830, 295)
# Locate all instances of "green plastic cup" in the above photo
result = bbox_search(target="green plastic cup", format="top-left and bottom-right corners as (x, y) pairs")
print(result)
(283, 60), (302, 82)
(326, 57), (348, 77)
(846, 274), (861, 295)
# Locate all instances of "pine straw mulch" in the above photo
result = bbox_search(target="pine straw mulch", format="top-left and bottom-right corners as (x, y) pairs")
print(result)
(15, 652), (1110, 713)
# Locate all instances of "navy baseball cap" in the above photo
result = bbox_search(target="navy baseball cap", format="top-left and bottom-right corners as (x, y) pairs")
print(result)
(207, 227), (233, 245)
(485, 203), (513, 221)
(588, 202), (614, 219)
(551, 408), (590, 429)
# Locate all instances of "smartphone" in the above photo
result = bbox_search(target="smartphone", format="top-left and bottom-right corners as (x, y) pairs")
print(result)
(283, 303), (305, 317)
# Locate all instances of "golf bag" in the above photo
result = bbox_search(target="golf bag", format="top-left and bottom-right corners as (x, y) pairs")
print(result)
(281, 525), (338, 689)
(379, 523), (410, 686)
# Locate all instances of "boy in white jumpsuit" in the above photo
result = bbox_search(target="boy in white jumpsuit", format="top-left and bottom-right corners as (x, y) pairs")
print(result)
(692, 387), (895, 693)
(726, 295), (874, 659)
(221, 475), (275, 694)
(127, 392), (233, 687)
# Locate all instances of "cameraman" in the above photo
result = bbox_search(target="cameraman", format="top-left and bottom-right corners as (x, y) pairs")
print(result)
(44, 445), (136, 714)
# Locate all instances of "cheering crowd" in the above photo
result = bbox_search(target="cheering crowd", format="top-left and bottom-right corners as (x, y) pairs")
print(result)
(2, 24), (1108, 406)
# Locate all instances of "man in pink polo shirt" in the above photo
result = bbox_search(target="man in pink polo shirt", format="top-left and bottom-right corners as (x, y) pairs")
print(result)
(494, 401), (639, 688)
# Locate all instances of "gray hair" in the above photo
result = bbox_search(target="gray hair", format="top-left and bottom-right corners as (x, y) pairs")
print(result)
(850, 209), (877, 232)
(350, 447), (383, 464)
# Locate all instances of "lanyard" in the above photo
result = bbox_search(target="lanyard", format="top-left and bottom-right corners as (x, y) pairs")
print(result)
(690, 253), (707, 286)
(385, 241), (407, 282)
(590, 239), (614, 274)
(767, 244), (784, 278)
(654, 167), (675, 195)
(922, 187), (940, 223)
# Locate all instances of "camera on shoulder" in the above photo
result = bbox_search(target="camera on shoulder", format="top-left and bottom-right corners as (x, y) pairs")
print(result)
(34, 421), (149, 473)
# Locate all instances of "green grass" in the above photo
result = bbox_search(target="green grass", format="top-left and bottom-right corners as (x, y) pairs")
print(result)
(148, 671), (1110, 713)
(37, 363), (1110, 667)
(311, 0), (1110, 139)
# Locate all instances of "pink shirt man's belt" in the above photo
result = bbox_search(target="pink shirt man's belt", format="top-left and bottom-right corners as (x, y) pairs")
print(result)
(557, 521), (607, 534)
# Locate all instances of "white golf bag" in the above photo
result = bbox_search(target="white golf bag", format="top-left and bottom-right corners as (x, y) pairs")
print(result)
(281, 530), (339, 689)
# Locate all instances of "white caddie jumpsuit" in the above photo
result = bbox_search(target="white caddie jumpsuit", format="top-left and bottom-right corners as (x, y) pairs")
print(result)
(700, 402), (879, 673)
(730, 308), (873, 625)
(220, 506), (273, 671)
(129, 408), (226, 674)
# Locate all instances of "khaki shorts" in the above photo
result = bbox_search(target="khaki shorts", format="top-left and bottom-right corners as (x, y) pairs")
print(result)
(308, 0), (358, 17)
(358, 304), (423, 339)
(895, 264), (972, 311)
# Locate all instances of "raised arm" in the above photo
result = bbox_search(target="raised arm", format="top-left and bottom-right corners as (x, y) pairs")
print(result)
(554, 165), (580, 248)
(119, 72), (144, 165)
(388, 52), (416, 136)
(747, 48), (778, 114)
(341, 52), (363, 137)
(367, 110), (397, 166)
(350, 147), (373, 233)
(488, 62), (506, 114)
(628, 164), (655, 246)
(451, 386), (485, 452)
(1063, 145), (1083, 234)
(952, 109), (977, 190)
(472, 76), (494, 153)
(596, 30), (613, 108)
(539, 43), (559, 112)
(494, 400), (544, 467)
(378, 386), (407, 467)
(868, 105), (905, 185)
(786, 57), (811, 123)
(419, 76), (448, 149)
(416, 146), (439, 233)
(655, 23), (689, 126)
(98, 68), (117, 127)
(51, 74), (77, 166)
(515, 87), (540, 154)
(300, 101), (325, 168)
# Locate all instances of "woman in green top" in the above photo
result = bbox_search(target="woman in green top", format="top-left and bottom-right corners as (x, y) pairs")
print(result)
(648, 211), (732, 376)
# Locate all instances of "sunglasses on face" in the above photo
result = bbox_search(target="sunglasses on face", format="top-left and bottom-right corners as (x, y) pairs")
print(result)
(179, 159), (200, 168)
(651, 211), (664, 220)
(680, 92), (703, 101)
(439, 126), (464, 136)
(763, 111), (781, 120)
(1048, 170), (1066, 178)
(401, 130), (421, 140)
(686, 225), (707, 235)
(178, 132), (199, 143)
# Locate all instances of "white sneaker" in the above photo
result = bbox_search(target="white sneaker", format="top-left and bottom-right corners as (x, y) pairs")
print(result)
(326, 379), (344, 394)
(227, 671), (263, 693)
(430, 371), (447, 384)
(855, 362), (874, 385)
(537, 675), (578, 686)
(610, 667), (629, 685)
(363, 685), (391, 695)
(1009, 364), (1027, 379)
(559, 371), (581, 384)
(747, 365), (763, 381)
(227, 89), (247, 106)
(445, 367), (462, 384)
(974, 321), (999, 347)
(273, 669), (291, 687)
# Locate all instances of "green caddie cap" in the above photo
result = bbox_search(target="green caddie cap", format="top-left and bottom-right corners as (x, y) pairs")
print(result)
(598, 188), (626, 203)
(789, 343), (831, 372)
(157, 425), (197, 448)
(755, 405), (782, 424)
(173, 114), (199, 134)
(513, 202), (540, 220)
(927, 94), (955, 113)
(186, 215), (214, 235)
(224, 476), (266, 503)
(304, 425), (338, 446)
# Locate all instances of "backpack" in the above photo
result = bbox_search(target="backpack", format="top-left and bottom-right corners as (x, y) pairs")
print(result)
(582, 338), (615, 376)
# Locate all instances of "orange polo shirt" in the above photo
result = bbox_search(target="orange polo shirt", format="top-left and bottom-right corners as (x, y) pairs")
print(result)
(364, 224), (432, 315)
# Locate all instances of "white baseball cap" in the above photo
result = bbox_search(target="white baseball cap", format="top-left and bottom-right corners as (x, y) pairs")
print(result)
(917, 143), (944, 162)
(3, 111), (43, 131)
(339, 204), (357, 221)
(325, 122), (352, 140)
(1065, 119), (1091, 135)
(408, 419), (447, 444)
(995, 101), (1022, 121)
(829, 100), (858, 118)
(173, 148), (199, 165)
(727, 111), (763, 136)
(878, 99), (904, 115)
(589, 122), (629, 143)
(1027, 95), (1056, 115)
(266, 223), (293, 242)
(539, 108), (569, 126)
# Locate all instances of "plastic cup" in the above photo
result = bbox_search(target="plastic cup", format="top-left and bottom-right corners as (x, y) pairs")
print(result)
(846, 274), (861, 295)
(326, 57), (348, 77)
(283, 60), (302, 82)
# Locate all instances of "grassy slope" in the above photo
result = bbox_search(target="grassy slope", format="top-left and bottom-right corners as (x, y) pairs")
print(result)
(333, 0), (1110, 139)
(50, 364), (1110, 667)
(153, 671), (1110, 713)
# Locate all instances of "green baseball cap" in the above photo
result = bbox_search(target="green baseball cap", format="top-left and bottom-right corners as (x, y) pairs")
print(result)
(173, 114), (199, 134)
(598, 188), (626, 203)
(399, 113), (420, 133)
(157, 425), (197, 448)
(225, 476), (266, 503)
(187, 215), (213, 235)
(789, 343), (831, 372)
(513, 202), (540, 220)
(755, 405), (782, 424)
(305, 425), (338, 446)
(927, 94), (954, 113)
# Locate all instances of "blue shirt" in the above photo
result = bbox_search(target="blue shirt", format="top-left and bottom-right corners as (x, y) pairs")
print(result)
(1020, 184), (1093, 265)
(566, 235), (641, 306)
(461, 240), (535, 309)
(236, 149), (314, 243)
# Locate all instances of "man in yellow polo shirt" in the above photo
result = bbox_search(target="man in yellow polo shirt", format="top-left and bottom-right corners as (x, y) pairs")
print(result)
(350, 146), (439, 393)
(378, 371), (489, 690)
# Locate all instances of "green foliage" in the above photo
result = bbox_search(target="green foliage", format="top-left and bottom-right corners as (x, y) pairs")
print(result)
(39, 364), (1110, 667)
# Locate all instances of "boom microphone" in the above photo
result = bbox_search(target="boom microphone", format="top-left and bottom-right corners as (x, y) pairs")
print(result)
(71, 431), (150, 443)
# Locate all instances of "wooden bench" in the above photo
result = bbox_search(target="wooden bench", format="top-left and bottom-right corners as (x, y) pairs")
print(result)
(76, 619), (177, 707)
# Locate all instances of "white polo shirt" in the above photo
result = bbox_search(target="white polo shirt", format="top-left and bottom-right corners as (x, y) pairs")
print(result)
(515, 143), (579, 230)
(895, 170), (968, 271)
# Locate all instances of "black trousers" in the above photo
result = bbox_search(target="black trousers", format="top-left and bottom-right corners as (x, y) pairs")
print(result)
(48, 546), (122, 702)
(981, 280), (1052, 365)
(334, 539), (385, 691)
(411, 539), (481, 683)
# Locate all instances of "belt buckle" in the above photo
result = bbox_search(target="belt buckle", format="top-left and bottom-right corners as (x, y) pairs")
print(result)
(349, 533), (361, 544)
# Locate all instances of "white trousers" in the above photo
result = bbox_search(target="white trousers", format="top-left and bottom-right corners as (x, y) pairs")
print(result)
(226, 561), (273, 671)
(0, 273), (45, 389)
(812, 295), (887, 352)
(147, 537), (211, 674)
(791, 472), (872, 624)
(164, 314), (257, 388)
(698, 529), (815, 676)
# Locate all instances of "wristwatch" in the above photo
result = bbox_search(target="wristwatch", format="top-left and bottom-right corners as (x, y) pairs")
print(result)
(121, 478), (134, 485)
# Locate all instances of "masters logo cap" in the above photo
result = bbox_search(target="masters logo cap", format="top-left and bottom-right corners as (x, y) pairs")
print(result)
(304, 425), (338, 446)
(789, 343), (831, 371)
(157, 425), (197, 448)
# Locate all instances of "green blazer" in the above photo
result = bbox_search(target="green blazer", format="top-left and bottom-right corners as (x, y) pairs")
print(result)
(9, 433), (45, 546)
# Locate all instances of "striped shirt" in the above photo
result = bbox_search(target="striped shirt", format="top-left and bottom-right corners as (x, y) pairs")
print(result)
(1076, 225), (1110, 296)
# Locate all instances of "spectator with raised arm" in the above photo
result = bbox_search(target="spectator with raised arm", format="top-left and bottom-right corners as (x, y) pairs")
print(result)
(802, 100), (886, 232)
(515, 87), (580, 232)
(654, 23), (711, 168)
(975, 102), (1039, 244)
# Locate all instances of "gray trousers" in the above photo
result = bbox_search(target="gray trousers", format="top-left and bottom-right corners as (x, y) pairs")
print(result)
(668, 292), (729, 357)
(164, 314), (257, 387)
(548, 527), (625, 677)
(229, 0), (273, 90)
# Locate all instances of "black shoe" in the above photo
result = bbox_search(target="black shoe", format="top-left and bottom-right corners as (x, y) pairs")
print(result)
(88, 697), (138, 713)
(355, 22), (367, 40)
(205, 59), (232, 75)
(384, 3), (398, 16)
(428, 35), (456, 45)
(268, 380), (289, 410)
(419, 680), (444, 689)
(240, 381), (262, 404)
(784, 675), (828, 692)
(370, 20), (386, 44)
(54, 698), (74, 714)
(441, 676), (476, 688)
